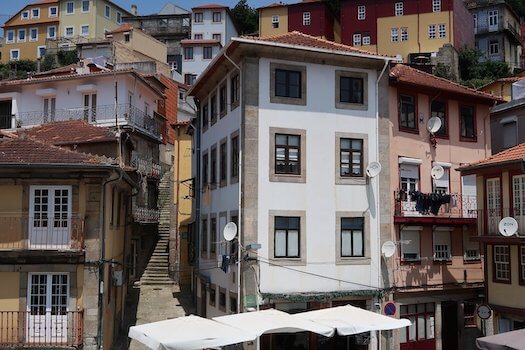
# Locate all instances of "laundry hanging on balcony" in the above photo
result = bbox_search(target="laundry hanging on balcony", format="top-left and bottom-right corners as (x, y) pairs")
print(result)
(409, 191), (452, 215)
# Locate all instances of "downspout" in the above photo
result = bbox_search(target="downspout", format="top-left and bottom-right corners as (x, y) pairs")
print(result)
(174, 125), (182, 282)
(97, 170), (123, 350)
(190, 108), (201, 308)
(223, 51), (242, 315)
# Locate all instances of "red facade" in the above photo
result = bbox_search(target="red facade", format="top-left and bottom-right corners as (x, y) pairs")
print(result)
(287, 2), (335, 41)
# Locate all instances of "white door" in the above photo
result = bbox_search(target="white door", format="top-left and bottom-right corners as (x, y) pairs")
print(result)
(512, 175), (525, 232)
(27, 273), (69, 344)
(488, 10), (499, 32)
(83, 93), (97, 122)
(43, 97), (56, 122)
(486, 178), (501, 235)
(461, 175), (477, 217)
(29, 186), (72, 249)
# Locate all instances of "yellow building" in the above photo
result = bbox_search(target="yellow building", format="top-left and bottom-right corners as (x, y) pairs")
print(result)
(480, 76), (525, 102)
(258, 3), (289, 37)
(1, 0), (60, 62)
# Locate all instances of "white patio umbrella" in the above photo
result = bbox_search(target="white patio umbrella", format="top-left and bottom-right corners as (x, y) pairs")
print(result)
(295, 304), (411, 335)
(128, 314), (257, 350)
(213, 308), (335, 337)
(476, 329), (525, 350)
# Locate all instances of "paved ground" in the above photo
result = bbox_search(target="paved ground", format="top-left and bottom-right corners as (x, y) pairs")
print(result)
(118, 284), (195, 349)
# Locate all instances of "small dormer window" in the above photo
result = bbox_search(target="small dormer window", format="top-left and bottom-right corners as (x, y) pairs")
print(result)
(31, 8), (40, 19)
(21, 11), (29, 20)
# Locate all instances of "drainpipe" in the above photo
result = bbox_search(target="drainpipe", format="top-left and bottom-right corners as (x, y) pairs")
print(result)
(189, 108), (201, 308)
(174, 126), (182, 283)
(97, 170), (123, 350)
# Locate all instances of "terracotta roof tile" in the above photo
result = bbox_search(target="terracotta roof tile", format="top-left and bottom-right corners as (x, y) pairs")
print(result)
(34, 64), (80, 77)
(107, 24), (134, 34)
(192, 4), (229, 9)
(459, 143), (525, 170)
(30, 0), (58, 4)
(257, 2), (287, 10)
(181, 39), (221, 46)
(389, 64), (502, 102)
(21, 120), (117, 146)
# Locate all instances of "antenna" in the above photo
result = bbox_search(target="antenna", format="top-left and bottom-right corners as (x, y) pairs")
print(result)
(381, 241), (396, 258)
(498, 217), (518, 237)
(431, 165), (445, 180)
(223, 222), (238, 242)
(427, 117), (442, 134)
(366, 161), (382, 178)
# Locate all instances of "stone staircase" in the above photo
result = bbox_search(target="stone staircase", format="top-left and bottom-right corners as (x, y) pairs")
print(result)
(139, 170), (173, 286)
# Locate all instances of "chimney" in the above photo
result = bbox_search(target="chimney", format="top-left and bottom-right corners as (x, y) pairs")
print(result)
(131, 4), (138, 16)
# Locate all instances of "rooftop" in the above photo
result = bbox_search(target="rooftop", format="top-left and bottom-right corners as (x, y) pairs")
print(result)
(458, 142), (525, 171)
(192, 4), (229, 10)
(107, 24), (134, 34)
(20, 120), (117, 146)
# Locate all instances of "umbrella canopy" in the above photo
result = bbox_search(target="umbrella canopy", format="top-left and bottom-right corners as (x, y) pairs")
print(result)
(128, 314), (257, 350)
(295, 304), (411, 336)
(476, 329), (525, 350)
(214, 309), (335, 337)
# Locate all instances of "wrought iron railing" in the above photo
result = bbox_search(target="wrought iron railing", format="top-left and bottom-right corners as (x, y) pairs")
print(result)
(0, 216), (84, 251)
(133, 208), (160, 224)
(0, 114), (13, 129)
(477, 208), (525, 237)
(394, 191), (477, 218)
(131, 152), (162, 178)
(0, 310), (83, 347)
(17, 104), (164, 140)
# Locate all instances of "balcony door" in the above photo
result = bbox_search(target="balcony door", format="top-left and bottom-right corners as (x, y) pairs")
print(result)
(83, 93), (97, 122)
(486, 178), (501, 235)
(27, 273), (69, 344)
(512, 175), (525, 231)
(43, 97), (56, 122)
(29, 186), (72, 249)
(0, 100), (12, 129)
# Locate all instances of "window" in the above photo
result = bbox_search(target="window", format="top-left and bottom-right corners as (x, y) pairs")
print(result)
(231, 134), (239, 180)
(202, 152), (208, 188)
(230, 294), (237, 313)
(194, 33), (203, 40)
(428, 24), (436, 39)
(489, 40), (499, 55)
(272, 15), (279, 28)
(81, 25), (89, 37)
(210, 94), (217, 125)
(438, 24), (446, 38)
(184, 47), (193, 60)
(219, 84), (227, 116)
(340, 218), (364, 257)
(463, 230), (480, 261)
(400, 163), (419, 193)
(212, 33), (221, 42)
(432, 0), (441, 12)
(6, 30), (14, 44)
(213, 12), (222, 22)
(391, 28), (399, 42)
(202, 103), (209, 130)
(104, 5), (110, 18)
(275, 69), (301, 98)
(66, 1), (74, 14)
(124, 33), (130, 42)
(21, 11), (29, 20)
(358, 5), (366, 20)
(473, 14), (477, 32)
(10, 49), (20, 61)
(431, 100), (447, 136)
(65, 26), (74, 38)
(30, 28), (38, 42)
(363, 35), (371, 45)
(43, 97), (56, 122)
(486, 178), (501, 235)
(400, 304), (435, 344)
(201, 218), (208, 252)
(219, 288), (226, 311)
(395, 2), (404, 16)
(401, 27), (408, 41)
(303, 12), (311, 26)
(275, 134), (300, 175)
(399, 94), (417, 131)
(513, 175), (525, 215)
(203, 46), (213, 60)
(400, 228), (420, 261)
(184, 74), (197, 86)
(274, 217), (300, 258)
(37, 46), (47, 59)
(49, 6), (58, 17)
(433, 229), (451, 261)
(31, 8), (40, 18)
(353, 33), (362, 46)
(220, 141), (227, 186)
(47, 26), (56, 39)
(30, 186), (71, 234)
(210, 217), (217, 254)
(194, 12), (203, 23)
(82, 0), (90, 13)
(18, 29), (26, 43)
(460, 105), (476, 140)
(488, 10), (498, 30)
(210, 147), (217, 187)
(432, 167), (449, 194)
(340, 138), (363, 177)
(209, 285), (216, 306)
(520, 246), (525, 284)
(494, 245), (510, 282)
(28, 274), (69, 322)
(117, 12), (122, 24)
(231, 73), (240, 108)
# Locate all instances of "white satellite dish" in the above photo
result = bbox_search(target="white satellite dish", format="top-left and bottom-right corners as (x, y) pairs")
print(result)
(381, 241), (396, 258)
(366, 161), (382, 178)
(431, 165), (445, 180)
(427, 116), (442, 134)
(223, 222), (238, 241)
(498, 217), (518, 237)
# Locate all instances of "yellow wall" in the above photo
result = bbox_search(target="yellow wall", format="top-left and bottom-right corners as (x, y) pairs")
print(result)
(259, 7), (288, 38)
(377, 11), (453, 62)
(0, 272), (20, 311)
(111, 29), (168, 64)
(487, 244), (525, 310)
(480, 81), (513, 102)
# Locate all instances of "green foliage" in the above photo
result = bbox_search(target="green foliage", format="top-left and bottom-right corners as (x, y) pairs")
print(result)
(0, 60), (37, 80)
(40, 54), (58, 72)
(56, 50), (78, 66)
(458, 46), (511, 87)
(326, 0), (341, 17)
(507, 0), (525, 17)
(435, 63), (451, 80)
(231, 0), (258, 35)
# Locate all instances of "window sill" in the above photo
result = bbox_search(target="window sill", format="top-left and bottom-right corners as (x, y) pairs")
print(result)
(270, 257), (306, 266)
(460, 137), (478, 143)
(399, 127), (419, 135)
(400, 259), (421, 265)
(335, 101), (368, 111)
(336, 257), (371, 265)
(270, 173), (306, 184)
(230, 175), (239, 184)
(433, 259), (452, 265)
(231, 101), (239, 110)
(493, 278), (512, 284)
(463, 259), (481, 264)
(219, 180), (227, 188)
(336, 176), (367, 185)
(270, 95), (306, 106)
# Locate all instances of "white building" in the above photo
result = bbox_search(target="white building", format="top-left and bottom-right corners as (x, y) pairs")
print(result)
(181, 4), (238, 85)
(189, 31), (394, 347)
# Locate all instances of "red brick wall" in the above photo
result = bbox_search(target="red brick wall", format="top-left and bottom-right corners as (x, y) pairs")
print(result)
(288, 2), (334, 41)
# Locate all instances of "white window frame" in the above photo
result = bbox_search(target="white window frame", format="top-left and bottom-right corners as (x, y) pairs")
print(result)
(18, 29), (26, 43)
(432, 0), (441, 12)
(29, 28), (38, 42)
(6, 30), (15, 44)
(400, 228), (421, 261)
(80, 25), (89, 37)
(353, 33), (362, 46)
(489, 40), (499, 55)
(433, 228), (452, 261)
(21, 11), (30, 20)
(65, 26), (74, 38)
(47, 26), (57, 39)
(27, 273), (70, 319)
(463, 230), (480, 261)
(104, 5), (111, 19)
(391, 28), (399, 42)
(473, 14), (477, 32)
(395, 2), (404, 16)
(303, 12), (311, 26)
(428, 24), (436, 39)
(513, 175), (525, 215)
(358, 5), (366, 20)
(488, 10), (499, 31)
(66, 1), (75, 15)
(37, 45), (47, 59)
(10, 49), (20, 61)
(31, 8), (40, 19)
(438, 24), (446, 38)
(117, 12), (122, 24)
(272, 15), (279, 28)
(401, 27), (408, 41)
(362, 35), (371, 45)
(49, 6), (58, 17)
(82, 0), (90, 13)
(521, 246), (525, 282)
(494, 245), (510, 282)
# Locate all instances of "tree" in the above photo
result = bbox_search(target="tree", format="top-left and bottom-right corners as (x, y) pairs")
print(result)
(56, 49), (78, 66)
(458, 47), (511, 88)
(231, 0), (258, 35)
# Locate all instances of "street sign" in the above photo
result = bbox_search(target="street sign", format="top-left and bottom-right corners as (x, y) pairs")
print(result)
(477, 304), (492, 320)
(384, 302), (397, 316)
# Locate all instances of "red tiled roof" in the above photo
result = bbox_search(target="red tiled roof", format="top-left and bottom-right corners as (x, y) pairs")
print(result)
(181, 39), (221, 46)
(107, 24), (134, 34)
(257, 2), (287, 10)
(0, 136), (115, 166)
(21, 120), (117, 146)
(389, 64), (502, 102)
(34, 64), (80, 77)
(192, 4), (229, 9)
(459, 143), (525, 170)
(30, 0), (58, 4)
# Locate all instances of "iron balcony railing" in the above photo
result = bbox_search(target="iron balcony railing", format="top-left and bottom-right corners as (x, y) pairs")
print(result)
(394, 191), (477, 218)
(131, 151), (162, 179)
(133, 208), (160, 224)
(0, 114), (13, 129)
(0, 310), (83, 348)
(477, 208), (525, 237)
(0, 216), (84, 251)
(17, 104), (165, 140)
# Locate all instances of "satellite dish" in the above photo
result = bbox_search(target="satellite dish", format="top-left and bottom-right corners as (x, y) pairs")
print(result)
(498, 217), (518, 237)
(427, 117), (442, 134)
(366, 161), (382, 178)
(431, 165), (445, 180)
(223, 222), (238, 241)
(381, 241), (396, 258)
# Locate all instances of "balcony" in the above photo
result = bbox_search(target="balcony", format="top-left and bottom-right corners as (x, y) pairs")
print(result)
(133, 208), (160, 224)
(476, 208), (525, 242)
(474, 21), (521, 44)
(16, 104), (165, 141)
(131, 151), (162, 179)
(394, 191), (477, 224)
(0, 310), (83, 348)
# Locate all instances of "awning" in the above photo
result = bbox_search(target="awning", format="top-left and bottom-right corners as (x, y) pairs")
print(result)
(214, 309), (335, 337)
(476, 329), (525, 350)
(295, 304), (412, 335)
(128, 315), (257, 350)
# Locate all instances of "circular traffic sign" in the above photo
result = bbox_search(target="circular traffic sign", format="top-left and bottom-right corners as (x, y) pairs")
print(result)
(384, 302), (397, 316)
(477, 304), (492, 320)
